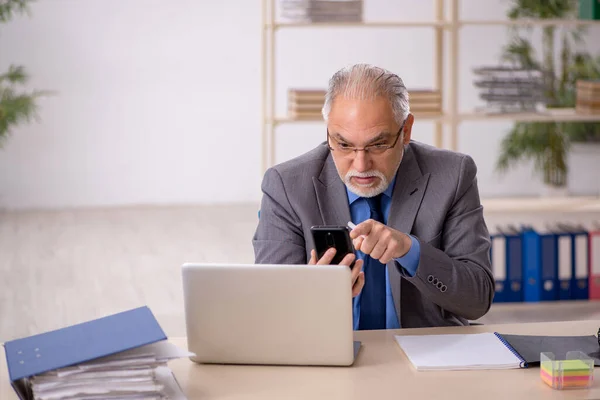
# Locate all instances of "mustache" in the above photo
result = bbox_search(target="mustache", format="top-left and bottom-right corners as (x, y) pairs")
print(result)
(346, 170), (385, 179)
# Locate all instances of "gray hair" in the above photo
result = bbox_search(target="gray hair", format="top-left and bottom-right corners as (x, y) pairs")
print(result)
(321, 64), (410, 126)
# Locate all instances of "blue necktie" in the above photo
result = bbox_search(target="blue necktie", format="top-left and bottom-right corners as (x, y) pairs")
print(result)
(358, 194), (387, 330)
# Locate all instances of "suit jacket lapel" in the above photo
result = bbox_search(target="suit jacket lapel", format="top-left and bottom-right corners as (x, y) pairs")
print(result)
(388, 145), (430, 235)
(387, 144), (430, 326)
(312, 153), (352, 226)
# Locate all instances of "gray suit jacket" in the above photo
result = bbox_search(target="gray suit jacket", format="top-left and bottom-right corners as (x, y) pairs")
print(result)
(252, 140), (495, 328)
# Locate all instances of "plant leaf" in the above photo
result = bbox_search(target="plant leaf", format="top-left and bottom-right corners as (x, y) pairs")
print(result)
(0, 0), (34, 23)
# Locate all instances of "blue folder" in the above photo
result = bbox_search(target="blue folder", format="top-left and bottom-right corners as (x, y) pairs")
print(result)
(490, 229), (523, 303)
(569, 226), (590, 300)
(555, 228), (573, 300)
(522, 228), (559, 302)
(3, 306), (167, 400)
(554, 223), (590, 301)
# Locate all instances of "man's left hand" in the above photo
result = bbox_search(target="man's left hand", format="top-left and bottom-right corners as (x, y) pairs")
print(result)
(349, 219), (412, 264)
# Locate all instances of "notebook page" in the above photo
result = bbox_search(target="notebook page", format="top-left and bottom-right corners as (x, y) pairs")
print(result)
(394, 333), (523, 371)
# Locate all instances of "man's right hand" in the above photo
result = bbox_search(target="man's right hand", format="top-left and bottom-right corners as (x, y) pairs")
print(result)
(309, 248), (364, 298)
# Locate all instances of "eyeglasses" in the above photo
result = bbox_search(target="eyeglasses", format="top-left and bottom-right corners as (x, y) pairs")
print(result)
(326, 119), (406, 158)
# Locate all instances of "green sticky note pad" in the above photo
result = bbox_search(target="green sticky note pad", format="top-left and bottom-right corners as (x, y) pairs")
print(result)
(560, 359), (591, 373)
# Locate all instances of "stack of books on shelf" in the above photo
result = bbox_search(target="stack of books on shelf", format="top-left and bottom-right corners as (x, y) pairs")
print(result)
(4, 307), (192, 400)
(288, 88), (325, 120)
(576, 80), (600, 115)
(472, 66), (545, 114)
(409, 90), (442, 117)
(280, 0), (363, 23)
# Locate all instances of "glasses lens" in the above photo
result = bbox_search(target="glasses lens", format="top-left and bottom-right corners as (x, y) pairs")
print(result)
(367, 145), (389, 155)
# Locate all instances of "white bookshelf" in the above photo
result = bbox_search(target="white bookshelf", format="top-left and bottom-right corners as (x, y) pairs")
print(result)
(275, 108), (600, 124)
(460, 108), (600, 123)
(481, 196), (600, 213)
(460, 18), (600, 27)
(272, 21), (448, 28)
(260, 0), (600, 211)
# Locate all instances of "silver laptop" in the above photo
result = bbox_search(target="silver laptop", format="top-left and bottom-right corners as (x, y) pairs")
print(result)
(181, 263), (361, 366)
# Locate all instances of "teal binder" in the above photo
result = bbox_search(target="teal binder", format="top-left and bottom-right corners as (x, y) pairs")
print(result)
(579, 0), (600, 20)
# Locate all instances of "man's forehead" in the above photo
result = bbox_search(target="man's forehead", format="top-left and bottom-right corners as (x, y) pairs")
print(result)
(330, 127), (394, 143)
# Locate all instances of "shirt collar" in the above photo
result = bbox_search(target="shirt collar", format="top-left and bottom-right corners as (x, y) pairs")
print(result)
(346, 175), (397, 204)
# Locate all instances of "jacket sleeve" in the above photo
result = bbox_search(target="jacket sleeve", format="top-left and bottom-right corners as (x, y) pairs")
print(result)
(252, 167), (307, 264)
(396, 155), (495, 321)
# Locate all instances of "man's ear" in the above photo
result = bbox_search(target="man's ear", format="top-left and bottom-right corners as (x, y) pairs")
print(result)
(402, 114), (414, 145)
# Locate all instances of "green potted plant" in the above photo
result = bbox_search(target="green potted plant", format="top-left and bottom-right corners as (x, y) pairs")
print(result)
(495, 0), (600, 196)
(0, 0), (45, 147)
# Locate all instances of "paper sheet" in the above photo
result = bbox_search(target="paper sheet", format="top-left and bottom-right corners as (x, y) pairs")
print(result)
(29, 341), (193, 400)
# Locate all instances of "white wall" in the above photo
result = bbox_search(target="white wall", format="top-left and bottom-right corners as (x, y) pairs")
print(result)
(0, 0), (598, 210)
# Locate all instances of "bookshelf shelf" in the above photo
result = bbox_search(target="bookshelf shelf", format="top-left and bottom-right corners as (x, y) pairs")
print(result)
(459, 109), (600, 123)
(460, 18), (600, 27)
(273, 21), (449, 29)
(273, 109), (600, 125)
(273, 19), (600, 30)
(481, 196), (600, 213)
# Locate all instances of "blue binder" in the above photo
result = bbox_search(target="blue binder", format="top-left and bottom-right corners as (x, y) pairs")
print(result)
(569, 225), (590, 300)
(555, 223), (590, 300)
(522, 227), (559, 302)
(490, 226), (523, 303)
(555, 227), (573, 300)
(3, 306), (167, 400)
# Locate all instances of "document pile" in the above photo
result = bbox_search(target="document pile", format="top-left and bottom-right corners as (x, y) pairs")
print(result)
(4, 306), (193, 400)
(25, 341), (191, 400)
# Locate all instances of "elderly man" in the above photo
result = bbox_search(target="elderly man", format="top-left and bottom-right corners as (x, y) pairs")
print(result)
(253, 63), (494, 330)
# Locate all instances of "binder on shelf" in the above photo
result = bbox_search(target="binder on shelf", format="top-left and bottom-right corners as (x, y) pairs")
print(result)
(590, 223), (600, 300)
(555, 222), (590, 300)
(3, 306), (191, 400)
(490, 225), (523, 303)
(569, 225), (590, 300)
(522, 226), (559, 302)
(554, 225), (573, 300)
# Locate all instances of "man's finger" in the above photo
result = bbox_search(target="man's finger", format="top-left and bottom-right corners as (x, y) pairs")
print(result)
(352, 271), (365, 297)
(317, 247), (337, 265)
(353, 236), (364, 252)
(350, 258), (363, 284)
(359, 234), (378, 256)
(339, 253), (356, 267)
(309, 249), (317, 265)
(380, 243), (399, 265)
(349, 219), (375, 239)
(370, 239), (388, 260)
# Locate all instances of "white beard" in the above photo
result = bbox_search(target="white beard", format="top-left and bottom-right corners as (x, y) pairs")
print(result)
(342, 145), (405, 198)
(344, 170), (389, 198)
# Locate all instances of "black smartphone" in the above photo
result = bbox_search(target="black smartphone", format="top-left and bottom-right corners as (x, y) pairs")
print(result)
(310, 225), (356, 269)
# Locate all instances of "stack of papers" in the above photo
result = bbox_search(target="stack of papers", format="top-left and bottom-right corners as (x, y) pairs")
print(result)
(26, 341), (193, 400)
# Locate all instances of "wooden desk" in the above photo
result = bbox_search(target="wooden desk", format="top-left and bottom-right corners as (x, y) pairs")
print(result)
(2, 320), (600, 399)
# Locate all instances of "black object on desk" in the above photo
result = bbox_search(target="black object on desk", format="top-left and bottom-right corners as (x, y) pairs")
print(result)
(496, 332), (600, 367)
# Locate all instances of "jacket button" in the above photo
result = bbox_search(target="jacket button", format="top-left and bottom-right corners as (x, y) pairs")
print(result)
(437, 282), (443, 289)
(433, 278), (439, 285)
(441, 285), (447, 292)
(427, 275), (434, 282)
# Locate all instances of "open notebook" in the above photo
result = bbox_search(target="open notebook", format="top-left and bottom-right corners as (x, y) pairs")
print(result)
(394, 332), (600, 371)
